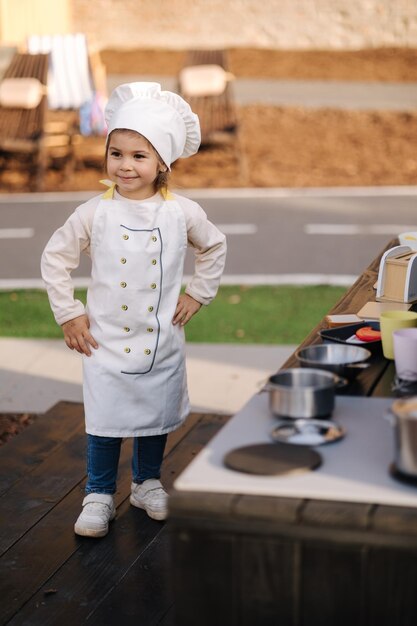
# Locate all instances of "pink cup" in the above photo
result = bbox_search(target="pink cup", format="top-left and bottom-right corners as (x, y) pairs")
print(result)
(393, 328), (417, 381)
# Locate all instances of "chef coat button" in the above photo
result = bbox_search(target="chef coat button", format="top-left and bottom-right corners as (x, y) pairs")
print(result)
(147, 327), (153, 333)
(120, 257), (127, 264)
(151, 259), (157, 265)
(148, 306), (154, 312)
(124, 347), (131, 353)
(150, 283), (157, 289)
(121, 304), (128, 311)
(124, 327), (130, 332)
(120, 281), (127, 288)
(144, 348), (151, 355)
(151, 235), (157, 242)
(122, 234), (129, 240)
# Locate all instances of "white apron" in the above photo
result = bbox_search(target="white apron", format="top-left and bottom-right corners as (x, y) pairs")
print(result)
(83, 192), (189, 437)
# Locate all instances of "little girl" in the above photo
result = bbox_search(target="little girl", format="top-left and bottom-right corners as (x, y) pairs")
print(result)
(41, 82), (226, 538)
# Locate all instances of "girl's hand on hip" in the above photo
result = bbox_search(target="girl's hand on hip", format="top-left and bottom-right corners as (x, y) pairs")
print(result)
(61, 314), (98, 356)
(173, 294), (202, 326)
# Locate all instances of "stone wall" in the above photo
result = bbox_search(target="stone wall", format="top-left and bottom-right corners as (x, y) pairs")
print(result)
(72, 0), (417, 50)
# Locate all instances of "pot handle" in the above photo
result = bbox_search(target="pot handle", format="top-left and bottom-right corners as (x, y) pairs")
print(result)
(334, 375), (349, 388)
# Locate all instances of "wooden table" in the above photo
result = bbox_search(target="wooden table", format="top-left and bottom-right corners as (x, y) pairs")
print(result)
(169, 239), (417, 626)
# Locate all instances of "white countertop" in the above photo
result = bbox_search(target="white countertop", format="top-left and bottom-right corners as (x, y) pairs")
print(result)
(174, 394), (417, 508)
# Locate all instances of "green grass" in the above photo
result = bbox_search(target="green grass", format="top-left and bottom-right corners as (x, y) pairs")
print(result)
(185, 285), (346, 343)
(0, 286), (346, 344)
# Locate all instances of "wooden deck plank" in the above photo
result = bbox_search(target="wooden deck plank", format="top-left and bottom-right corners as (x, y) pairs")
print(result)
(75, 522), (174, 626)
(0, 401), (85, 497)
(0, 424), (136, 624)
(163, 411), (202, 456)
(0, 407), (201, 510)
(7, 499), (168, 626)
(0, 428), (86, 555)
(1, 410), (230, 624)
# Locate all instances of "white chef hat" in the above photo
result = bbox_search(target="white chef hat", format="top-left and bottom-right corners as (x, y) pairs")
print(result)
(105, 82), (201, 169)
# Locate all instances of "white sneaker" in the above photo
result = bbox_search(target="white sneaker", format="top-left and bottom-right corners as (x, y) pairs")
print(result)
(74, 493), (116, 538)
(130, 479), (168, 521)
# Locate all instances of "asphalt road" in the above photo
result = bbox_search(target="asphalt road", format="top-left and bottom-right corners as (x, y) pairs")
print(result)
(0, 187), (416, 288)
(107, 75), (417, 111)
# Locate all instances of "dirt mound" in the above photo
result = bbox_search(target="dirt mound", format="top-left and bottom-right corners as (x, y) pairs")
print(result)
(101, 47), (417, 82)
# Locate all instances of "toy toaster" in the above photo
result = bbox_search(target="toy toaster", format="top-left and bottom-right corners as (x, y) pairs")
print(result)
(376, 245), (417, 303)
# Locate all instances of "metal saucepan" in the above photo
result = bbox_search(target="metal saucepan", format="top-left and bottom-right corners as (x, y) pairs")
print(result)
(263, 368), (345, 419)
(386, 398), (417, 478)
(296, 344), (371, 381)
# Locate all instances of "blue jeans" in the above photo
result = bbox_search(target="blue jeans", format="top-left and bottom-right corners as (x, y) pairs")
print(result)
(85, 433), (168, 495)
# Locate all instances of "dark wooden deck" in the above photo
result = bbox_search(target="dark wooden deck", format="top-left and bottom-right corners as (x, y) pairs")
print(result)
(0, 402), (230, 625)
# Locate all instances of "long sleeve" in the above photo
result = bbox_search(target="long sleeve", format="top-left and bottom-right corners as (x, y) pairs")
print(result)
(41, 198), (97, 325)
(178, 195), (227, 305)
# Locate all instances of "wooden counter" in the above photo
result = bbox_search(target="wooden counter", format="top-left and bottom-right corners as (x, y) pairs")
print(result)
(281, 237), (398, 398)
(169, 239), (417, 626)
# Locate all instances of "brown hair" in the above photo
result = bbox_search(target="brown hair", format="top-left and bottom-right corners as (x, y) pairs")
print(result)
(104, 129), (170, 192)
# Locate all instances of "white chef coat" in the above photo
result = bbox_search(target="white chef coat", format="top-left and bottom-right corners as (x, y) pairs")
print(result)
(41, 186), (226, 437)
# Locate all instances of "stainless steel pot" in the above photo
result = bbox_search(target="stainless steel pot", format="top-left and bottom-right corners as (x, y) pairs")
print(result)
(296, 344), (371, 381)
(387, 398), (417, 478)
(263, 368), (344, 419)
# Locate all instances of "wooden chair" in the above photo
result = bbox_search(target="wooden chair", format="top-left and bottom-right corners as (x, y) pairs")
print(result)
(178, 49), (247, 182)
(0, 53), (49, 190)
(179, 49), (238, 144)
(27, 34), (108, 175)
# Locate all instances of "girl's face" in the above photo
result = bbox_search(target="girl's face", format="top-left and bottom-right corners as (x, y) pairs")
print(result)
(106, 130), (166, 200)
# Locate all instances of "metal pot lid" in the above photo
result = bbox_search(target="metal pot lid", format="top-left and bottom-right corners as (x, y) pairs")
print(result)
(223, 442), (322, 475)
(271, 419), (345, 446)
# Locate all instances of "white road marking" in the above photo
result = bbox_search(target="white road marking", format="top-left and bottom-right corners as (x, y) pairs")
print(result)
(0, 274), (357, 291)
(187, 186), (417, 200)
(217, 274), (357, 287)
(305, 224), (417, 235)
(0, 228), (34, 239)
(218, 223), (257, 234)
(0, 278), (91, 290)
